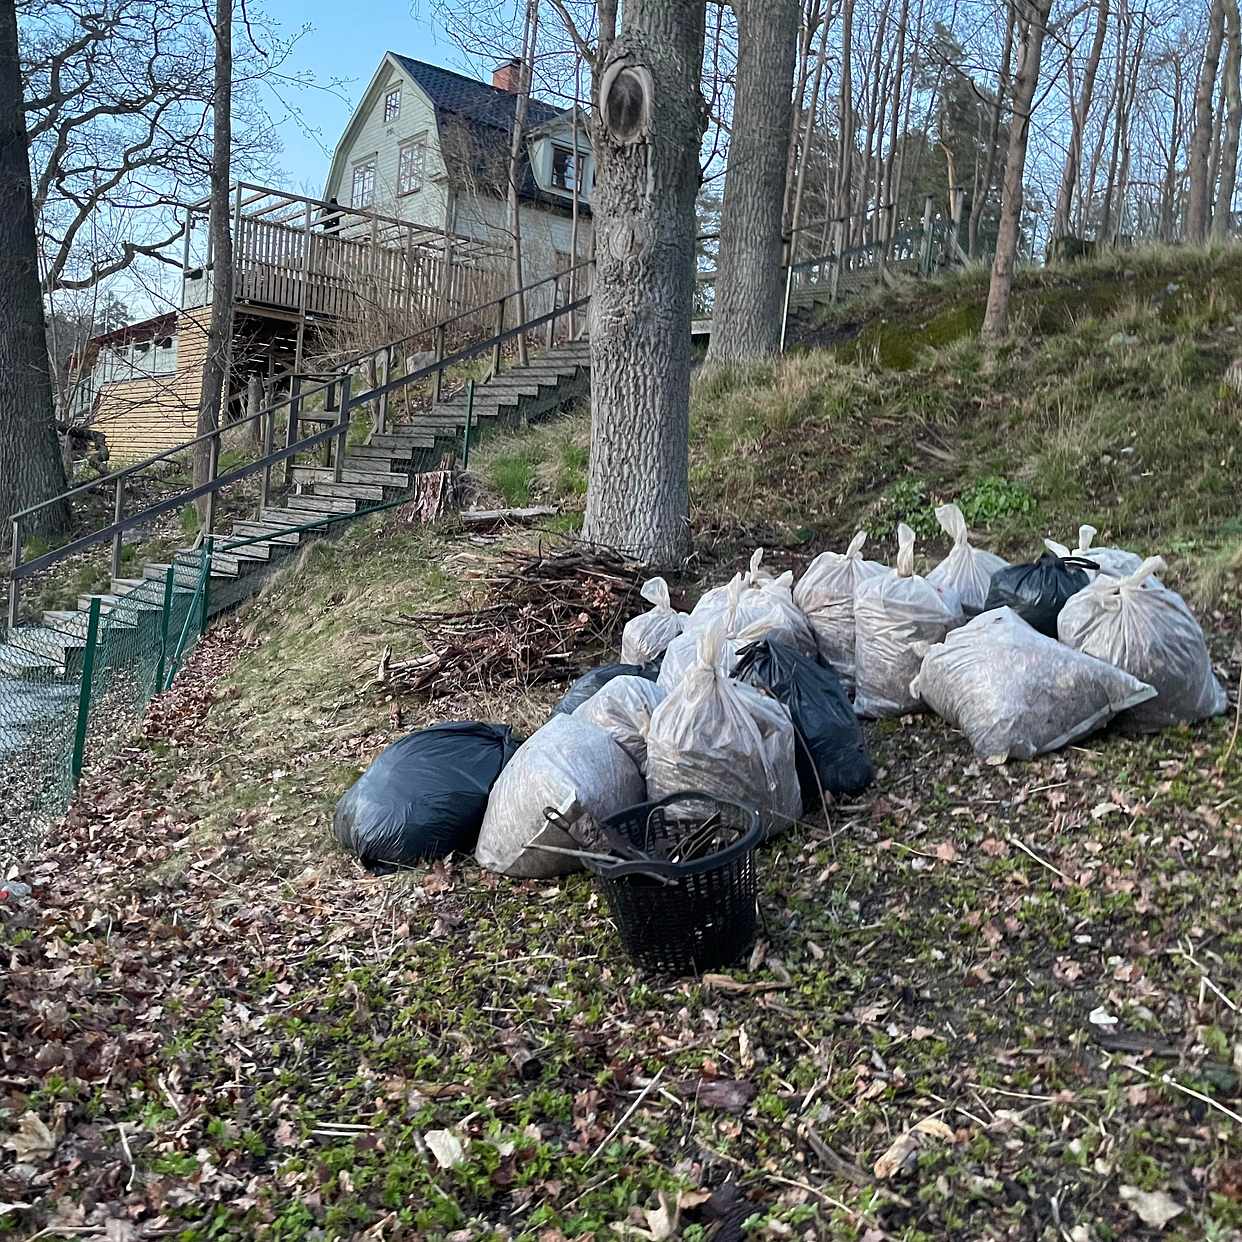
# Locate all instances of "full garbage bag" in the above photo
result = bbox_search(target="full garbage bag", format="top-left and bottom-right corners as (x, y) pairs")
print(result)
(573, 675), (665, 773)
(1057, 556), (1226, 731)
(647, 629), (802, 837)
(476, 714), (644, 878)
(1045, 524), (1149, 581)
(854, 524), (961, 718)
(334, 722), (519, 870)
(982, 552), (1092, 636)
(686, 548), (774, 633)
(621, 577), (686, 666)
(911, 608), (1157, 761)
(792, 531), (889, 685)
(926, 503), (1008, 614)
(552, 662), (660, 715)
(732, 640), (873, 806)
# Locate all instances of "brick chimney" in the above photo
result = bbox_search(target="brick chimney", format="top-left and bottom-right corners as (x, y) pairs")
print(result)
(492, 58), (524, 93)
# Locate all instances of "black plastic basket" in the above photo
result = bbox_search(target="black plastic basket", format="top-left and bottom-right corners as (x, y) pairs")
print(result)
(585, 793), (763, 975)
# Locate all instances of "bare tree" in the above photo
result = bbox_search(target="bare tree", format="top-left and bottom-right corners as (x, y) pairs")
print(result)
(1052, 0), (1109, 238)
(707, 0), (799, 363)
(1213, 0), (1242, 235)
(0, 0), (69, 539)
(1187, 0), (1227, 240)
(581, 0), (706, 564)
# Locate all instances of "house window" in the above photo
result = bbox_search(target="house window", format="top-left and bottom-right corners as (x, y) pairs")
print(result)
(399, 134), (427, 195)
(351, 157), (376, 209)
(551, 144), (578, 192)
(384, 87), (401, 123)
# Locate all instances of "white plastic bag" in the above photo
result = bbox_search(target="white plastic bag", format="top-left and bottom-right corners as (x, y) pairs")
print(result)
(686, 548), (774, 633)
(647, 629), (802, 837)
(1045, 524), (1149, 581)
(791, 531), (889, 684)
(733, 570), (818, 657)
(926, 503), (1008, 614)
(620, 577), (685, 666)
(1057, 556), (1226, 731)
(853, 524), (961, 719)
(476, 714), (644, 878)
(911, 607), (1157, 761)
(573, 675), (665, 773)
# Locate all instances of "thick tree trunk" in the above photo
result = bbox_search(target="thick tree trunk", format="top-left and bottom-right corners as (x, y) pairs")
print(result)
(0, 0), (69, 543)
(982, 0), (1052, 340)
(195, 0), (233, 523)
(1214, 0), (1242, 237)
(969, 4), (1017, 257)
(1187, 0), (1227, 241)
(582, 0), (706, 566)
(1052, 0), (1109, 239)
(707, 0), (798, 364)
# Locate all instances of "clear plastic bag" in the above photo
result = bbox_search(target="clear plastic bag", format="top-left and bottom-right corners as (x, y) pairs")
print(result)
(573, 675), (665, 774)
(686, 548), (774, 633)
(476, 714), (645, 878)
(1045, 524), (1149, 582)
(854, 524), (961, 719)
(733, 570), (817, 657)
(791, 531), (888, 685)
(911, 607), (1157, 761)
(926, 503), (1008, 614)
(621, 577), (686, 666)
(1056, 556), (1226, 731)
(647, 629), (802, 838)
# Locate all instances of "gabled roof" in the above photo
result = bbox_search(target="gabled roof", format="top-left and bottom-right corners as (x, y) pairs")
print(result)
(389, 55), (563, 134)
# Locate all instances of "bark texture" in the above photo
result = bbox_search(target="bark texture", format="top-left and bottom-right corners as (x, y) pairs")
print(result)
(982, 0), (1052, 340)
(706, 0), (799, 363)
(1213, 0), (1242, 237)
(0, 0), (69, 541)
(195, 0), (234, 518)
(969, 3), (1016, 257)
(582, 0), (706, 566)
(1187, 0), (1227, 241)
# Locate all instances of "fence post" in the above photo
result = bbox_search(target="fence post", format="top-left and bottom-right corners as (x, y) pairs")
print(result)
(199, 537), (213, 636)
(7, 517), (18, 629)
(70, 597), (102, 785)
(376, 347), (391, 437)
(492, 295), (505, 376)
(203, 432), (219, 537)
(155, 566), (174, 693)
(462, 380), (475, 470)
(920, 195), (934, 275)
(333, 374), (353, 484)
(282, 374), (301, 488)
(261, 395), (276, 512)
(110, 478), (124, 580)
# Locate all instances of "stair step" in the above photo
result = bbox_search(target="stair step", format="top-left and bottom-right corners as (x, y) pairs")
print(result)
(347, 445), (417, 465)
(144, 557), (238, 585)
(75, 592), (166, 618)
(294, 478), (384, 502)
(284, 494), (359, 514)
(260, 508), (340, 532)
(0, 630), (63, 676)
(42, 608), (136, 638)
(229, 520), (305, 545)
(195, 540), (274, 563)
(370, 432), (437, 450)
(290, 464), (409, 489)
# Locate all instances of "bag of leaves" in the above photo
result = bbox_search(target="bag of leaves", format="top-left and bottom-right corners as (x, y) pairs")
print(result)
(573, 675), (665, 774)
(911, 608), (1156, 761)
(791, 531), (888, 686)
(734, 571), (818, 656)
(621, 577), (686, 666)
(685, 548), (774, 634)
(1045, 524), (1150, 582)
(551, 662), (660, 716)
(732, 640), (873, 806)
(334, 721), (519, 871)
(1057, 556), (1226, 731)
(854, 524), (961, 719)
(981, 552), (1093, 636)
(476, 714), (644, 878)
(647, 629), (802, 837)
(926, 503), (1008, 614)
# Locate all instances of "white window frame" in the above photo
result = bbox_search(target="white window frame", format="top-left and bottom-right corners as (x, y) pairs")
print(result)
(550, 143), (578, 193)
(399, 133), (427, 196)
(351, 157), (377, 209)
(384, 87), (401, 124)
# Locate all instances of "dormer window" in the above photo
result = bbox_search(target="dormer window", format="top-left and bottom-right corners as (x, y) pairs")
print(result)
(551, 144), (578, 192)
(384, 87), (401, 123)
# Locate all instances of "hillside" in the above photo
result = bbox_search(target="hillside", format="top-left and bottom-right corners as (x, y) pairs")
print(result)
(2, 249), (1240, 1241)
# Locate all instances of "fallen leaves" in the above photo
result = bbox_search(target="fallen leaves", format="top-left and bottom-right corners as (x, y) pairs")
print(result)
(681, 1078), (757, 1114)
(700, 973), (790, 995)
(873, 1115), (956, 1180)
(2, 1112), (58, 1162)
(423, 1129), (465, 1169)
(1118, 1185), (1185, 1229)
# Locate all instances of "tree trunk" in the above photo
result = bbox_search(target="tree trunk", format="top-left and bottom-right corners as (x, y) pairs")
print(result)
(790, 4), (833, 254)
(782, 1), (819, 225)
(1187, 0), (1227, 241)
(0, 0), (69, 544)
(883, 0), (911, 242)
(969, 3), (1017, 257)
(582, 0), (706, 565)
(1214, 0), (1242, 237)
(1052, 0), (1109, 239)
(833, 0), (856, 255)
(195, 0), (233, 525)
(1099, 5), (1131, 244)
(982, 0), (1052, 340)
(508, 0), (538, 366)
(707, 0), (798, 363)
(1160, 59), (1185, 240)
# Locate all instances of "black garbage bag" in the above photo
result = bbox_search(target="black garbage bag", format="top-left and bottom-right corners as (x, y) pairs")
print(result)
(732, 640), (873, 804)
(982, 554), (1095, 637)
(551, 662), (661, 716)
(334, 721), (518, 871)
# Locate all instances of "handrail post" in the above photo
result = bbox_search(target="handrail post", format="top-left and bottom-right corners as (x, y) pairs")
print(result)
(492, 295), (505, 376)
(261, 390), (276, 511)
(110, 478), (125, 580)
(462, 379), (475, 470)
(546, 274), (558, 349)
(283, 374), (301, 489)
(433, 324), (446, 403)
(376, 347), (390, 437)
(70, 597), (102, 784)
(333, 374), (352, 484)
(7, 517), (19, 629)
(203, 431), (219, 536)
(154, 565), (174, 693)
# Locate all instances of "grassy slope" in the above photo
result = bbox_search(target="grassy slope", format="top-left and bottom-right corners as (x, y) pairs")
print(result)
(2, 248), (1241, 1242)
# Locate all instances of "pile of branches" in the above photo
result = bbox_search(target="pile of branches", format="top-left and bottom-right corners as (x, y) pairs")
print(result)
(381, 543), (645, 698)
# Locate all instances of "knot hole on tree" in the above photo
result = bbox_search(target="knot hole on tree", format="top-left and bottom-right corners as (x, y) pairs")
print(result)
(600, 61), (652, 145)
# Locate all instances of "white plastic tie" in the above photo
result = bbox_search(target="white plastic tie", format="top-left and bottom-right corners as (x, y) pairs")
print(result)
(896, 523), (916, 578)
(935, 503), (969, 547)
(845, 530), (868, 558)
(640, 576), (671, 610)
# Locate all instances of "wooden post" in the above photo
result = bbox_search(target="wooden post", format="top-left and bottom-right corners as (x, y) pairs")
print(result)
(333, 374), (353, 484)
(295, 201), (312, 372)
(462, 380), (476, 469)
(433, 323), (446, 404)
(203, 434), (219, 535)
(7, 517), (19, 629)
(376, 347), (390, 436)
(492, 295), (505, 375)
(546, 274), (558, 349)
(261, 390), (276, 511)
(920, 194), (934, 274)
(282, 374), (301, 489)
(110, 478), (124, 580)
